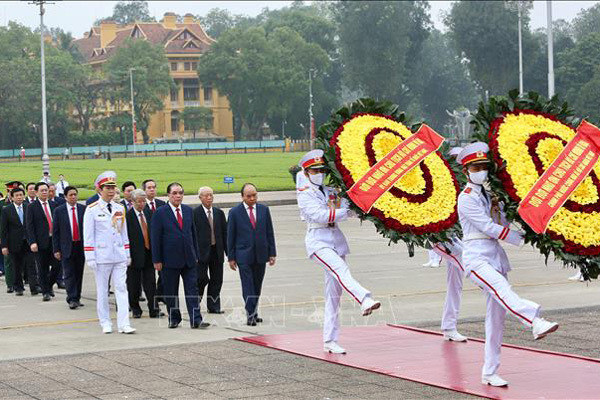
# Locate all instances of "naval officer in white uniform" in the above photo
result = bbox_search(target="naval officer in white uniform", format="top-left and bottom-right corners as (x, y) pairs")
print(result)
(297, 150), (381, 355)
(457, 142), (558, 387)
(84, 171), (135, 334)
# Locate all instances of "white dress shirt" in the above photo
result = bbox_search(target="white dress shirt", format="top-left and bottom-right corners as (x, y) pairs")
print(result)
(243, 202), (257, 223)
(57, 180), (69, 195)
(66, 203), (79, 238)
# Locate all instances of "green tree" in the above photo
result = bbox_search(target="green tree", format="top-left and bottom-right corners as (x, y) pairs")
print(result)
(181, 107), (213, 138)
(333, 1), (431, 105)
(96, 1), (155, 25)
(572, 3), (600, 42)
(104, 39), (173, 143)
(196, 8), (244, 39)
(445, 0), (539, 96)
(198, 26), (329, 139)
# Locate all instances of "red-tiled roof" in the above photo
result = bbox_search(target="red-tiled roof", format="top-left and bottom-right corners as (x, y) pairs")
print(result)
(73, 20), (213, 64)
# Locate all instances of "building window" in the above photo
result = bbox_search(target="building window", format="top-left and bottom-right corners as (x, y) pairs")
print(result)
(204, 86), (213, 105)
(170, 62), (178, 71)
(183, 79), (199, 101)
(171, 111), (179, 133)
(179, 31), (192, 40)
(132, 27), (143, 38)
(170, 85), (178, 103)
(191, 62), (197, 71)
(184, 62), (191, 71)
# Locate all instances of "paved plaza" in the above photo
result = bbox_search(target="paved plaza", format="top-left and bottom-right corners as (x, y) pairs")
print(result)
(1, 202), (599, 399)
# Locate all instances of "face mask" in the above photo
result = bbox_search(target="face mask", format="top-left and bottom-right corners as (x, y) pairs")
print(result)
(308, 173), (324, 186)
(469, 170), (488, 185)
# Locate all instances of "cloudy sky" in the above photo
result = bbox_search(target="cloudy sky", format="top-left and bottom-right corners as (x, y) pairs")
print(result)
(1, 1), (598, 38)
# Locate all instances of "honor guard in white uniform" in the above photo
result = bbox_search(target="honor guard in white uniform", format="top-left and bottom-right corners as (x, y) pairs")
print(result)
(297, 150), (381, 355)
(84, 171), (136, 334)
(457, 142), (558, 387)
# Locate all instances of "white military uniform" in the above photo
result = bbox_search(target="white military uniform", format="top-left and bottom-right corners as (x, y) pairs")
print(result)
(84, 196), (132, 331)
(431, 237), (465, 332)
(459, 182), (541, 376)
(298, 182), (373, 343)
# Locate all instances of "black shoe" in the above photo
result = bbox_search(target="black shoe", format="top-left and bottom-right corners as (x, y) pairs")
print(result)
(7, 287), (14, 294)
(31, 290), (40, 296)
(149, 310), (165, 318)
(57, 283), (66, 289)
(50, 290), (55, 298)
(139, 296), (146, 302)
(42, 294), (51, 302)
(192, 322), (210, 329)
(132, 311), (142, 319)
(208, 310), (225, 314)
(68, 301), (78, 309)
(76, 301), (84, 307)
(168, 321), (181, 329)
(247, 319), (257, 326)
(15, 290), (24, 296)
(256, 317), (263, 323)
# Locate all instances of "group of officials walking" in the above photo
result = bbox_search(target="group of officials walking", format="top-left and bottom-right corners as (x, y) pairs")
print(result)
(1, 172), (277, 335)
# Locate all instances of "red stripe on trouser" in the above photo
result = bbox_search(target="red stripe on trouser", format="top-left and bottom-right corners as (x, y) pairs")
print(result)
(327, 208), (332, 223)
(314, 253), (362, 305)
(471, 270), (533, 325)
(435, 245), (465, 272)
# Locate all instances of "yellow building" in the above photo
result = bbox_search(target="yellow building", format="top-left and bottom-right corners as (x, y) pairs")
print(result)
(72, 12), (233, 142)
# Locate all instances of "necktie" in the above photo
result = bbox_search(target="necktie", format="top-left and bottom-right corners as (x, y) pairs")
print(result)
(128, 201), (133, 211)
(71, 206), (80, 241)
(207, 209), (216, 245)
(17, 206), (23, 224)
(248, 206), (256, 229)
(139, 212), (150, 249)
(151, 201), (156, 212)
(107, 203), (112, 214)
(42, 201), (53, 233)
(176, 207), (183, 229)
(60, 181), (64, 191)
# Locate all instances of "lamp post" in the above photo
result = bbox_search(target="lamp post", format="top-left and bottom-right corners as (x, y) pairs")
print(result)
(308, 69), (315, 150)
(517, 3), (524, 95)
(32, 0), (50, 176)
(129, 67), (137, 155)
(547, 0), (555, 97)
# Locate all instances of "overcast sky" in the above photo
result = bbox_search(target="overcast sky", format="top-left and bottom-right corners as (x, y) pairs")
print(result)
(1, 1), (598, 38)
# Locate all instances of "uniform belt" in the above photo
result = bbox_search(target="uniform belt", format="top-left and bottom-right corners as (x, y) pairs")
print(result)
(463, 232), (493, 241)
(308, 223), (336, 229)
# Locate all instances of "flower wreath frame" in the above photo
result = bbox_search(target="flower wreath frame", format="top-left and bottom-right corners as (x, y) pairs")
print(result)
(472, 90), (599, 279)
(316, 98), (462, 255)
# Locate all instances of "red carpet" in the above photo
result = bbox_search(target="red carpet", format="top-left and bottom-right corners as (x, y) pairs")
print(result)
(237, 324), (600, 399)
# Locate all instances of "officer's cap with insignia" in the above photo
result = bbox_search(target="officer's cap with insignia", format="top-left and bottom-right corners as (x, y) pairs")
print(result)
(457, 142), (489, 166)
(5, 181), (23, 190)
(298, 149), (326, 170)
(448, 147), (463, 158)
(95, 171), (117, 188)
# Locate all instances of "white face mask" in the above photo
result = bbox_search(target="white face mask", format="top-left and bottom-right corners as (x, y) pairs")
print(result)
(308, 173), (324, 186)
(469, 170), (488, 185)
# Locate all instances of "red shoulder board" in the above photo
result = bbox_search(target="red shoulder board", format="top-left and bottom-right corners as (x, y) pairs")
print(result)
(464, 188), (472, 194)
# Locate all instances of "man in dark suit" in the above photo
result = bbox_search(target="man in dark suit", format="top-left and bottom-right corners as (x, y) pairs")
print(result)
(193, 186), (227, 314)
(227, 183), (277, 326)
(1, 187), (38, 296)
(52, 186), (86, 309)
(126, 189), (160, 318)
(1, 181), (22, 293)
(25, 183), (37, 204)
(26, 182), (62, 301)
(142, 179), (166, 214)
(48, 183), (66, 206)
(151, 182), (209, 329)
(121, 181), (136, 212)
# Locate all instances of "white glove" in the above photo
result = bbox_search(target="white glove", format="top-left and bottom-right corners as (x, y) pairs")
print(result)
(127, 257), (132, 266)
(87, 261), (96, 271)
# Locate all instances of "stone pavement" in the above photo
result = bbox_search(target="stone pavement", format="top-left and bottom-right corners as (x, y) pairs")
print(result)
(0, 306), (598, 399)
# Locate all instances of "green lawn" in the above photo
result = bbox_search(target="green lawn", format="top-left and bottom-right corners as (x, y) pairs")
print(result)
(1, 153), (301, 199)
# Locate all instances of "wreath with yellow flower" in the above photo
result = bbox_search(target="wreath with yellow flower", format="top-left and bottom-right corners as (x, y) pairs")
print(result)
(317, 98), (461, 254)
(473, 90), (599, 279)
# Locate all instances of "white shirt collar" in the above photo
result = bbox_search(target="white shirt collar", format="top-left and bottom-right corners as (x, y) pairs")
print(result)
(243, 202), (255, 210)
(168, 202), (181, 212)
(466, 182), (482, 194)
(202, 204), (212, 214)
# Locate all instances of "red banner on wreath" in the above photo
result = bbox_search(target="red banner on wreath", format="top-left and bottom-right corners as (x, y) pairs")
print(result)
(518, 120), (600, 233)
(347, 124), (444, 213)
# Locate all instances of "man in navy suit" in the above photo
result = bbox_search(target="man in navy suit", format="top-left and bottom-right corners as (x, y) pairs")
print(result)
(26, 182), (61, 301)
(142, 179), (166, 214)
(151, 182), (209, 329)
(52, 186), (86, 309)
(227, 183), (277, 326)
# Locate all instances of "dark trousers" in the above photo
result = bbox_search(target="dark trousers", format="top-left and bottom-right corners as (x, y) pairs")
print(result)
(34, 247), (61, 295)
(238, 262), (266, 319)
(11, 245), (37, 292)
(127, 250), (158, 315)
(198, 246), (224, 312)
(62, 242), (85, 303)
(162, 265), (201, 326)
(4, 255), (14, 289)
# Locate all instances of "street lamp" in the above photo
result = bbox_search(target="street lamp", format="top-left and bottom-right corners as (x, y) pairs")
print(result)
(308, 69), (316, 150)
(129, 67), (137, 155)
(506, 1), (530, 95)
(31, 0), (50, 176)
(547, 0), (555, 97)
